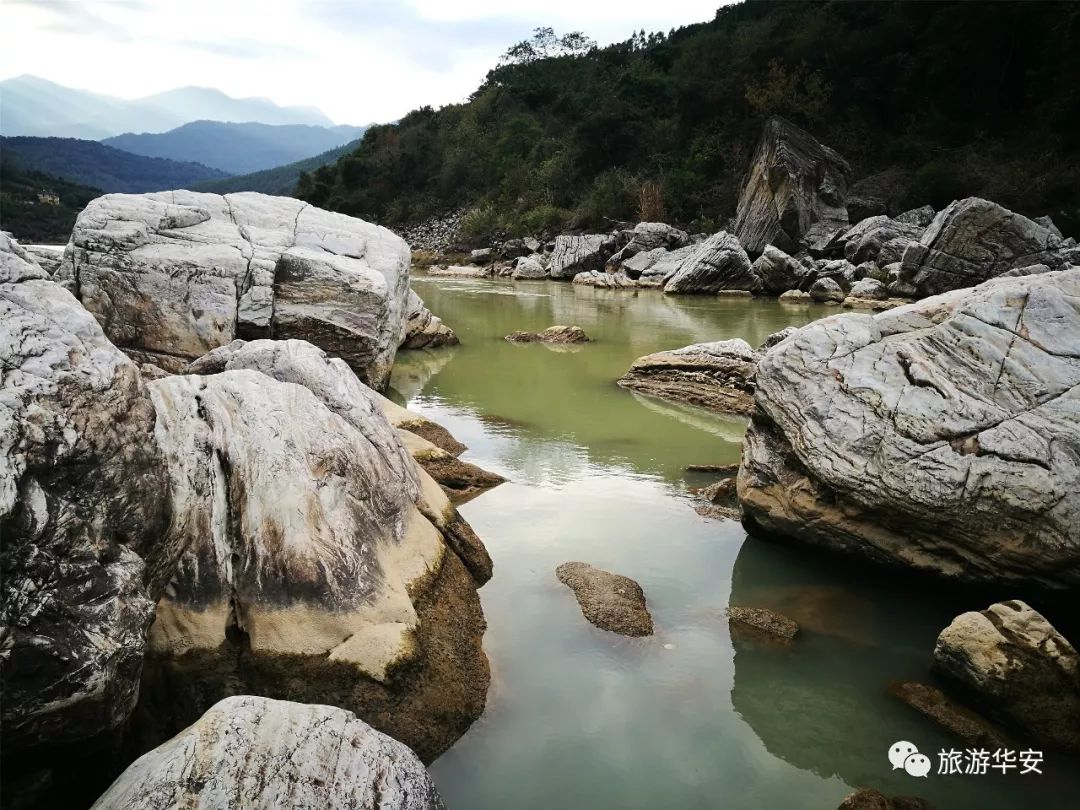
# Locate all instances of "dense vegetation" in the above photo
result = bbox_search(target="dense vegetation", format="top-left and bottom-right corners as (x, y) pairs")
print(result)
(298, 0), (1080, 241)
(1, 136), (227, 194)
(194, 137), (365, 196)
(0, 152), (102, 243)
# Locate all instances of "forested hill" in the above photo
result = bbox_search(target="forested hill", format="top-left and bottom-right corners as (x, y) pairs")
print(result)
(298, 0), (1080, 240)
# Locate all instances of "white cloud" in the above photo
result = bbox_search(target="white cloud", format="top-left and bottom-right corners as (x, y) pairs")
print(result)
(0, 0), (728, 125)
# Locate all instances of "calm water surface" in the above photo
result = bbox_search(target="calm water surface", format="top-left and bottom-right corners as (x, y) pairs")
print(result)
(393, 277), (1076, 810)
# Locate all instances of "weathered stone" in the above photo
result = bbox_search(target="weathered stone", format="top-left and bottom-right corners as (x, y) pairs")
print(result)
(469, 247), (493, 264)
(778, 289), (812, 303)
(845, 168), (912, 224)
(739, 269), (1080, 592)
(809, 259), (857, 291)
(21, 244), (64, 276)
(93, 696), (444, 810)
(512, 254), (547, 279)
(572, 269), (637, 289)
(759, 325), (800, 350)
(727, 606), (799, 643)
(618, 339), (759, 415)
(376, 394), (467, 457)
(809, 276), (844, 303)
(426, 264), (491, 278)
(636, 245), (696, 287)
(498, 239), (530, 260)
(842, 215), (923, 265)
(555, 562), (653, 637)
(837, 789), (933, 810)
(753, 244), (807, 295)
(733, 117), (851, 255)
(663, 231), (759, 294)
(57, 191), (410, 389)
(900, 197), (1073, 297)
(849, 277), (887, 300)
(505, 325), (589, 344)
(609, 222), (689, 265)
(933, 600), (1080, 751)
(1, 236), (171, 749)
(549, 234), (612, 279)
(888, 681), (1010, 749)
(896, 205), (935, 228)
(397, 429), (505, 504)
(400, 289), (459, 349)
(137, 360), (489, 762)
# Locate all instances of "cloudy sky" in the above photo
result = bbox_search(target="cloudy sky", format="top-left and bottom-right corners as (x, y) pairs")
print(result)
(2, 0), (726, 125)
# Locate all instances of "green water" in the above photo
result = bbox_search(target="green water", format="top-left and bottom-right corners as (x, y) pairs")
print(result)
(393, 277), (1077, 810)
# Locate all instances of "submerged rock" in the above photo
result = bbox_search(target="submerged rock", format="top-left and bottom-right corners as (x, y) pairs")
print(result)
(549, 234), (613, 279)
(727, 606), (799, 644)
(889, 681), (1009, 749)
(556, 562), (654, 637)
(733, 117), (851, 255)
(618, 339), (759, 415)
(739, 269), (1080, 591)
(1, 237), (171, 769)
(933, 600), (1080, 752)
(900, 198), (1075, 297)
(505, 325), (590, 344)
(137, 356), (489, 762)
(57, 191), (411, 389)
(400, 289), (459, 349)
(93, 696), (444, 810)
(663, 231), (759, 294)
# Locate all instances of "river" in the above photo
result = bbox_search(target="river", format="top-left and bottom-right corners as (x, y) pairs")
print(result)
(392, 276), (1076, 810)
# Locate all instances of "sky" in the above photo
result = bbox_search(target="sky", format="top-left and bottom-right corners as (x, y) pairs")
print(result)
(1, 0), (728, 125)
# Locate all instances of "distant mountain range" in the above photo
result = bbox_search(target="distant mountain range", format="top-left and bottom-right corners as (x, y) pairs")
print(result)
(1, 136), (228, 193)
(194, 137), (366, 196)
(102, 121), (367, 175)
(0, 75), (339, 139)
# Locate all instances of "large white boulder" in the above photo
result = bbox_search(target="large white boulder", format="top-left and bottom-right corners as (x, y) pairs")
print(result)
(739, 268), (1080, 591)
(56, 191), (410, 388)
(93, 696), (444, 810)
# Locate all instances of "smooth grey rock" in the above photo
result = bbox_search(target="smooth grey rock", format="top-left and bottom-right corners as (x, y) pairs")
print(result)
(934, 600), (1080, 751)
(140, 356), (489, 761)
(469, 247), (493, 264)
(739, 269), (1080, 591)
(900, 197), (1072, 297)
(512, 254), (547, 279)
(663, 231), (758, 294)
(810, 259), (857, 291)
(1, 236), (171, 754)
(21, 244), (65, 276)
(1034, 216), (1064, 240)
(809, 276), (844, 303)
(57, 191), (410, 388)
(849, 277), (887, 300)
(93, 696), (444, 810)
(753, 244), (807, 295)
(733, 117), (851, 255)
(778, 289), (812, 303)
(759, 326), (800, 351)
(618, 339), (760, 415)
(400, 289), (458, 349)
(842, 215), (923, 265)
(549, 234), (612, 279)
(609, 222), (689, 264)
(556, 562), (653, 637)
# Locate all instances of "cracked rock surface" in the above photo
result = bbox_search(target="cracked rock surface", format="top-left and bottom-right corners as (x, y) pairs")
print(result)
(549, 234), (612, 279)
(400, 289), (459, 350)
(738, 268), (1080, 591)
(93, 696), (444, 810)
(56, 191), (410, 388)
(663, 231), (759, 294)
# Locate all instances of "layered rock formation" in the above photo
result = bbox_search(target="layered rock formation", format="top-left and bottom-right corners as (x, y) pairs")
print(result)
(663, 231), (759, 294)
(400, 289), (459, 350)
(549, 234), (612, 279)
(739, 268), (1080, 591)
(136, 344), (490, 761)
(752, 245), (808, 295)
(1, 235), (173, 803)
(609, 222), (689, 265)
(933, 600), (1080, 751)
(617, 339), (759, 415)
(56, 191), (410, 388)
(900, 198), (1076, 297)
(733, 117), (852, 255)
(93, 696), (444, 810)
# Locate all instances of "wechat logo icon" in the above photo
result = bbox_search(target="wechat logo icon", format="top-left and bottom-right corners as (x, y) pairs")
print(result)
(889, 741), (931, 777)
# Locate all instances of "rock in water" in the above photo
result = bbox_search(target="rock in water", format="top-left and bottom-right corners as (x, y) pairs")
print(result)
(137, 355), (489, 761)
(555, 562), (653, 637)
(663, 231), (759, 294)
(900, 197), (1075, 297)
(400, 289), (459, 349)
(738, 268), (1080, 591)
(733, 117), (852, 255)
(837, 789), (933, 810)
(752, 244), (807, 295)
(92, 696), (444, 810)
(933, 600), (1080, 752)
(727, 606), (800, 644)
(1, 235), (172, 802)
(549, 234), (612, 279)
(56, 191), (410, 389)
(888, 681), (1010, 749)
(505, 325), (590, 344)
(617, 339), (759, 415)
